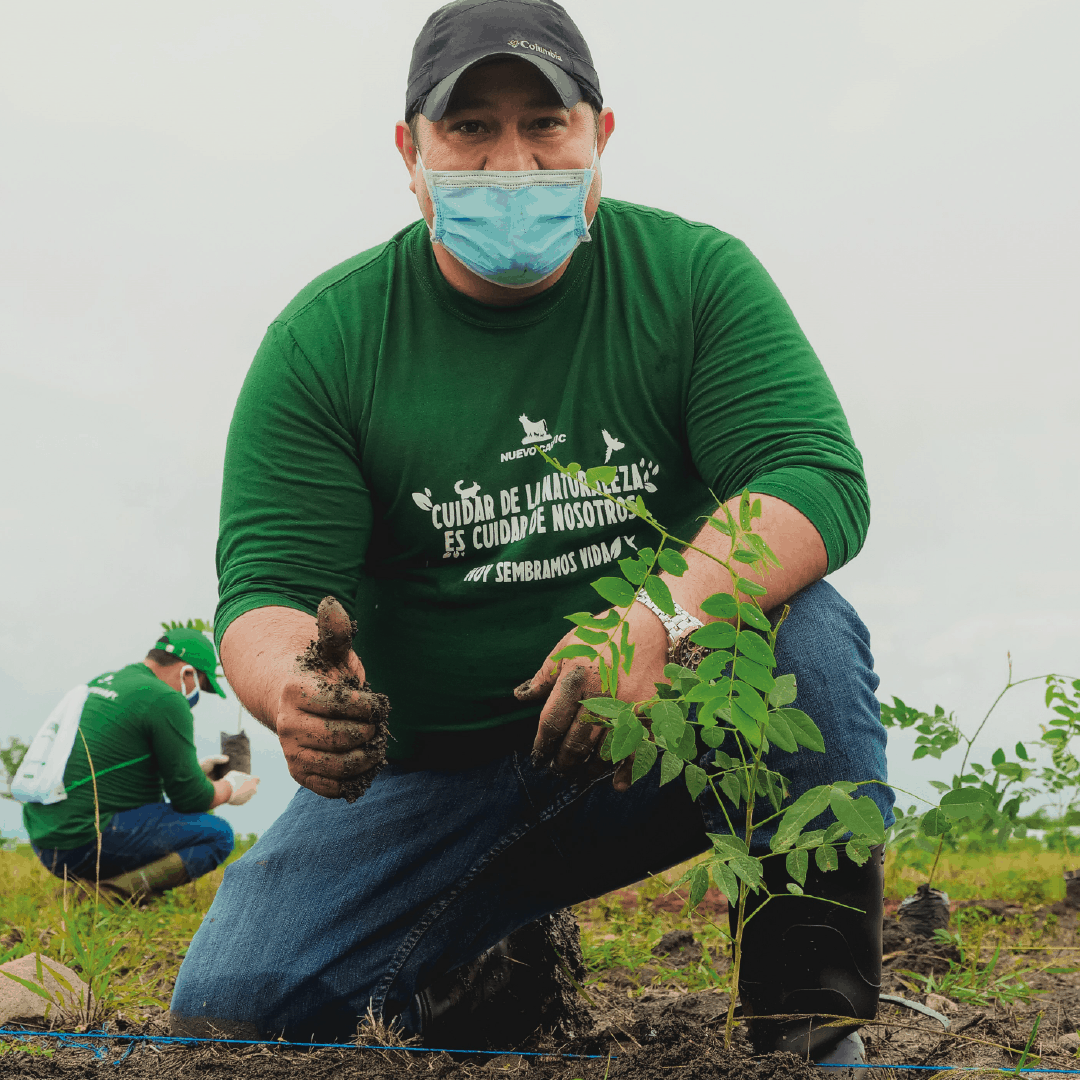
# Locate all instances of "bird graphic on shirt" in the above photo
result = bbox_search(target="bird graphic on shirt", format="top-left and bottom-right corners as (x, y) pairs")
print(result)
(601, 429), (625, 463)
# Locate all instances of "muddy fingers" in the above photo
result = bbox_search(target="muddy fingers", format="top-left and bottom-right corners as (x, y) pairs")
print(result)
(295, 596), (392, 803)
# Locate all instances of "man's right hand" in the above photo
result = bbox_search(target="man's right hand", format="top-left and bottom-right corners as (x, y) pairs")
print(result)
(272, 598), (390, 799)
(219, 599), (391, 801)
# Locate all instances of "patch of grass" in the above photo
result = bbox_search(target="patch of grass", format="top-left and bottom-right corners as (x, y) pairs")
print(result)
(0, 835), (256, 1023)
(885, 838), (1070, 903)
(573, 858), (732, 996)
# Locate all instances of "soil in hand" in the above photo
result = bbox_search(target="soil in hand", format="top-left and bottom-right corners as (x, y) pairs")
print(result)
(297, 596), (391, 804)
(209, 731), (250, 780)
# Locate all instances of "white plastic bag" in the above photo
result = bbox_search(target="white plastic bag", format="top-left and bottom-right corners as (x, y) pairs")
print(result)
(12, 685), (90, 804)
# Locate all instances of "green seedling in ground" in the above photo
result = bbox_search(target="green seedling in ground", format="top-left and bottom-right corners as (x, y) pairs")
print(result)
(883, 668), (1080, 888)
(540, 455), (889, 1048)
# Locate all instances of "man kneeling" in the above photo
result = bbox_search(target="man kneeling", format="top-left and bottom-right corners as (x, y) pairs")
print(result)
(15, 627), (259, 899)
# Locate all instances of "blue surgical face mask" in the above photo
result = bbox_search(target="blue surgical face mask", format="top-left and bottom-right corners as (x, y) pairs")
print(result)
(418, 150), (599, 289)
(180, 664), (200, 708)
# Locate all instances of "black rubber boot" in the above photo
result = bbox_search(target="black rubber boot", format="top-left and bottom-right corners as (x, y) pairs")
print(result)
(414, 911), (591, 1049)
(731, 843), (884, 1060)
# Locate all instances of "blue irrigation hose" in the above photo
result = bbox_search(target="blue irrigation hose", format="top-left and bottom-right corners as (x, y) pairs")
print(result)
(2, 1027), (1078, 1073)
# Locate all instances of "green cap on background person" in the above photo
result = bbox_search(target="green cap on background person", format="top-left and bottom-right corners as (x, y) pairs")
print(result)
(156, 628), (227, 698)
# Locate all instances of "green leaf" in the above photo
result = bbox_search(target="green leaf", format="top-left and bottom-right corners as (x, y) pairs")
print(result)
(785, 847), (809, 886)
(643, 575), (676, 617)
(651, 701), (686, 751)
(991, 747), (1006, 767)
(565, 462), (581, 474)
(787, 882), (804, 896)
(611, 716), (646, 762)
(674, 723), (698, 762)
(552, 643), (597, 663)
(690, 623), (737, 652)
(830, 792), (886, 843)
(1015, 742), (1030, 761)
(768, 673), (797, 708)
(824, 820), (848, 844)
(773, 785), (831, 851)
(585, 465), (617, 487)
(565, 610), (620, 628)
(735, 631), (775, 668)
(695, 651), (734, 681)
(764, 711), (798, 752)
(685, 763), (708, 801)
(720, 772), (742, 805)
(686, 677), (732, 703)
(735, 577), (768, 597)
(707, 518), (733, 537)
(939, 786), (994, 821)
(658, 549), (689, 577)
(708, 833), (748, 856)
(796, 828), (826, 849)
(660, 750), (685, 786)
(580, 697), (629, 720)
(591, 576), (637, 608)
(631, 738), (658, 783)
(739, 491), (751, 529)
(710, 859), (740, 904)
(637, 547), (657, 565)
(845, 840), (871, 866)
(688, 863), (710, 908)
(920, 807), (951, 837)
(815, 844), (839, 872)
(701, 593), (738, 618)
(737, 603), (771, 631)
(599, 728), (614, 761)
(575, 627), (611, 645)
(734, 656), (775, 692)
(732, 682), (769, 724)
(729, 702), (764, 747)
(732, 548), (758, 564)
(701, 726), (726, 748)
(777, 709), (825, 753)
(618, 557), (647, 586)
(729, 854), (764, 892)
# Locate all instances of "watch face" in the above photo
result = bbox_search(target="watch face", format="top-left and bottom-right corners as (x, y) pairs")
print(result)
(670, 636), (714, 673)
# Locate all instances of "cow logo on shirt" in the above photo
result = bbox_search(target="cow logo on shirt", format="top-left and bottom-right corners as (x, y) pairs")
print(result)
(518, 414), (551, 445)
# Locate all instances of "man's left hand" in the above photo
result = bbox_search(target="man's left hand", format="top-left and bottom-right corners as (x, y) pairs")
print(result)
(514, 603), (668, 791)
(200, 754), (230, 777)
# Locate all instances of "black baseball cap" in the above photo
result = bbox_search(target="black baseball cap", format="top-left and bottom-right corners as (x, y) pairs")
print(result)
(406, 0), (603, 123)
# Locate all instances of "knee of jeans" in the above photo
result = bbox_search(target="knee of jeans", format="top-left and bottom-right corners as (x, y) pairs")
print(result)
(775, 581), (880, 692)
(209, 818), (235, 865)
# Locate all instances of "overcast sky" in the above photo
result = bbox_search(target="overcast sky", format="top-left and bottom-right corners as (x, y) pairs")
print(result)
(2, 0), (1078, 839)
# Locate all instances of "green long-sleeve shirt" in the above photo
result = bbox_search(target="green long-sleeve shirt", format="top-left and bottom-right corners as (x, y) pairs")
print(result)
(23, 664), (215, 850)
(216, 199), (869, 759)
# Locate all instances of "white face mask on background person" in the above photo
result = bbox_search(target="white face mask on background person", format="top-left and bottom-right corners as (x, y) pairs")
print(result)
(180, 664), (200, 707)
(418, 149), (599, 289)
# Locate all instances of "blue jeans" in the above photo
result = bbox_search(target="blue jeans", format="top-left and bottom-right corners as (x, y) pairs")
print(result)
(171, 580), (893, 1041)
(33, 801), (234, 881)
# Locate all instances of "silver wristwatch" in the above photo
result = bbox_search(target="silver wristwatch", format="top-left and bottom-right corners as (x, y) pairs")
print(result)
(635, 591), (703, 641)
(635, 592), (715, 671)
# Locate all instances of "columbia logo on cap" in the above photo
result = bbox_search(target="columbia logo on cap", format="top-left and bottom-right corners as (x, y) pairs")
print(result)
(507, 38), (563, 62)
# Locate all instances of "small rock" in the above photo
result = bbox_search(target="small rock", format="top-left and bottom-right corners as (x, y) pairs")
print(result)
(925, 993), (958, 1014)
(1056, 1032), (1080, 1054)
(0, 952), (88, 1024)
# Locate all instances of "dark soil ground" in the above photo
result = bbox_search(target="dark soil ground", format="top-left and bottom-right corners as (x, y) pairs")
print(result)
(4, 904), (1079, 1079)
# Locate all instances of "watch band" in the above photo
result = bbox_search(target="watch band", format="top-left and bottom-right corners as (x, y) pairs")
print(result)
(635, 591), (704, 642)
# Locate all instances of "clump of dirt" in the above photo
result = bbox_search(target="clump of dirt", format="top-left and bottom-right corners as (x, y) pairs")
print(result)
(604, 1015), (817, 1080)
(296, 597), (392, 804)
(652, 929), (705, 968)
(897, 884), (951, 937)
